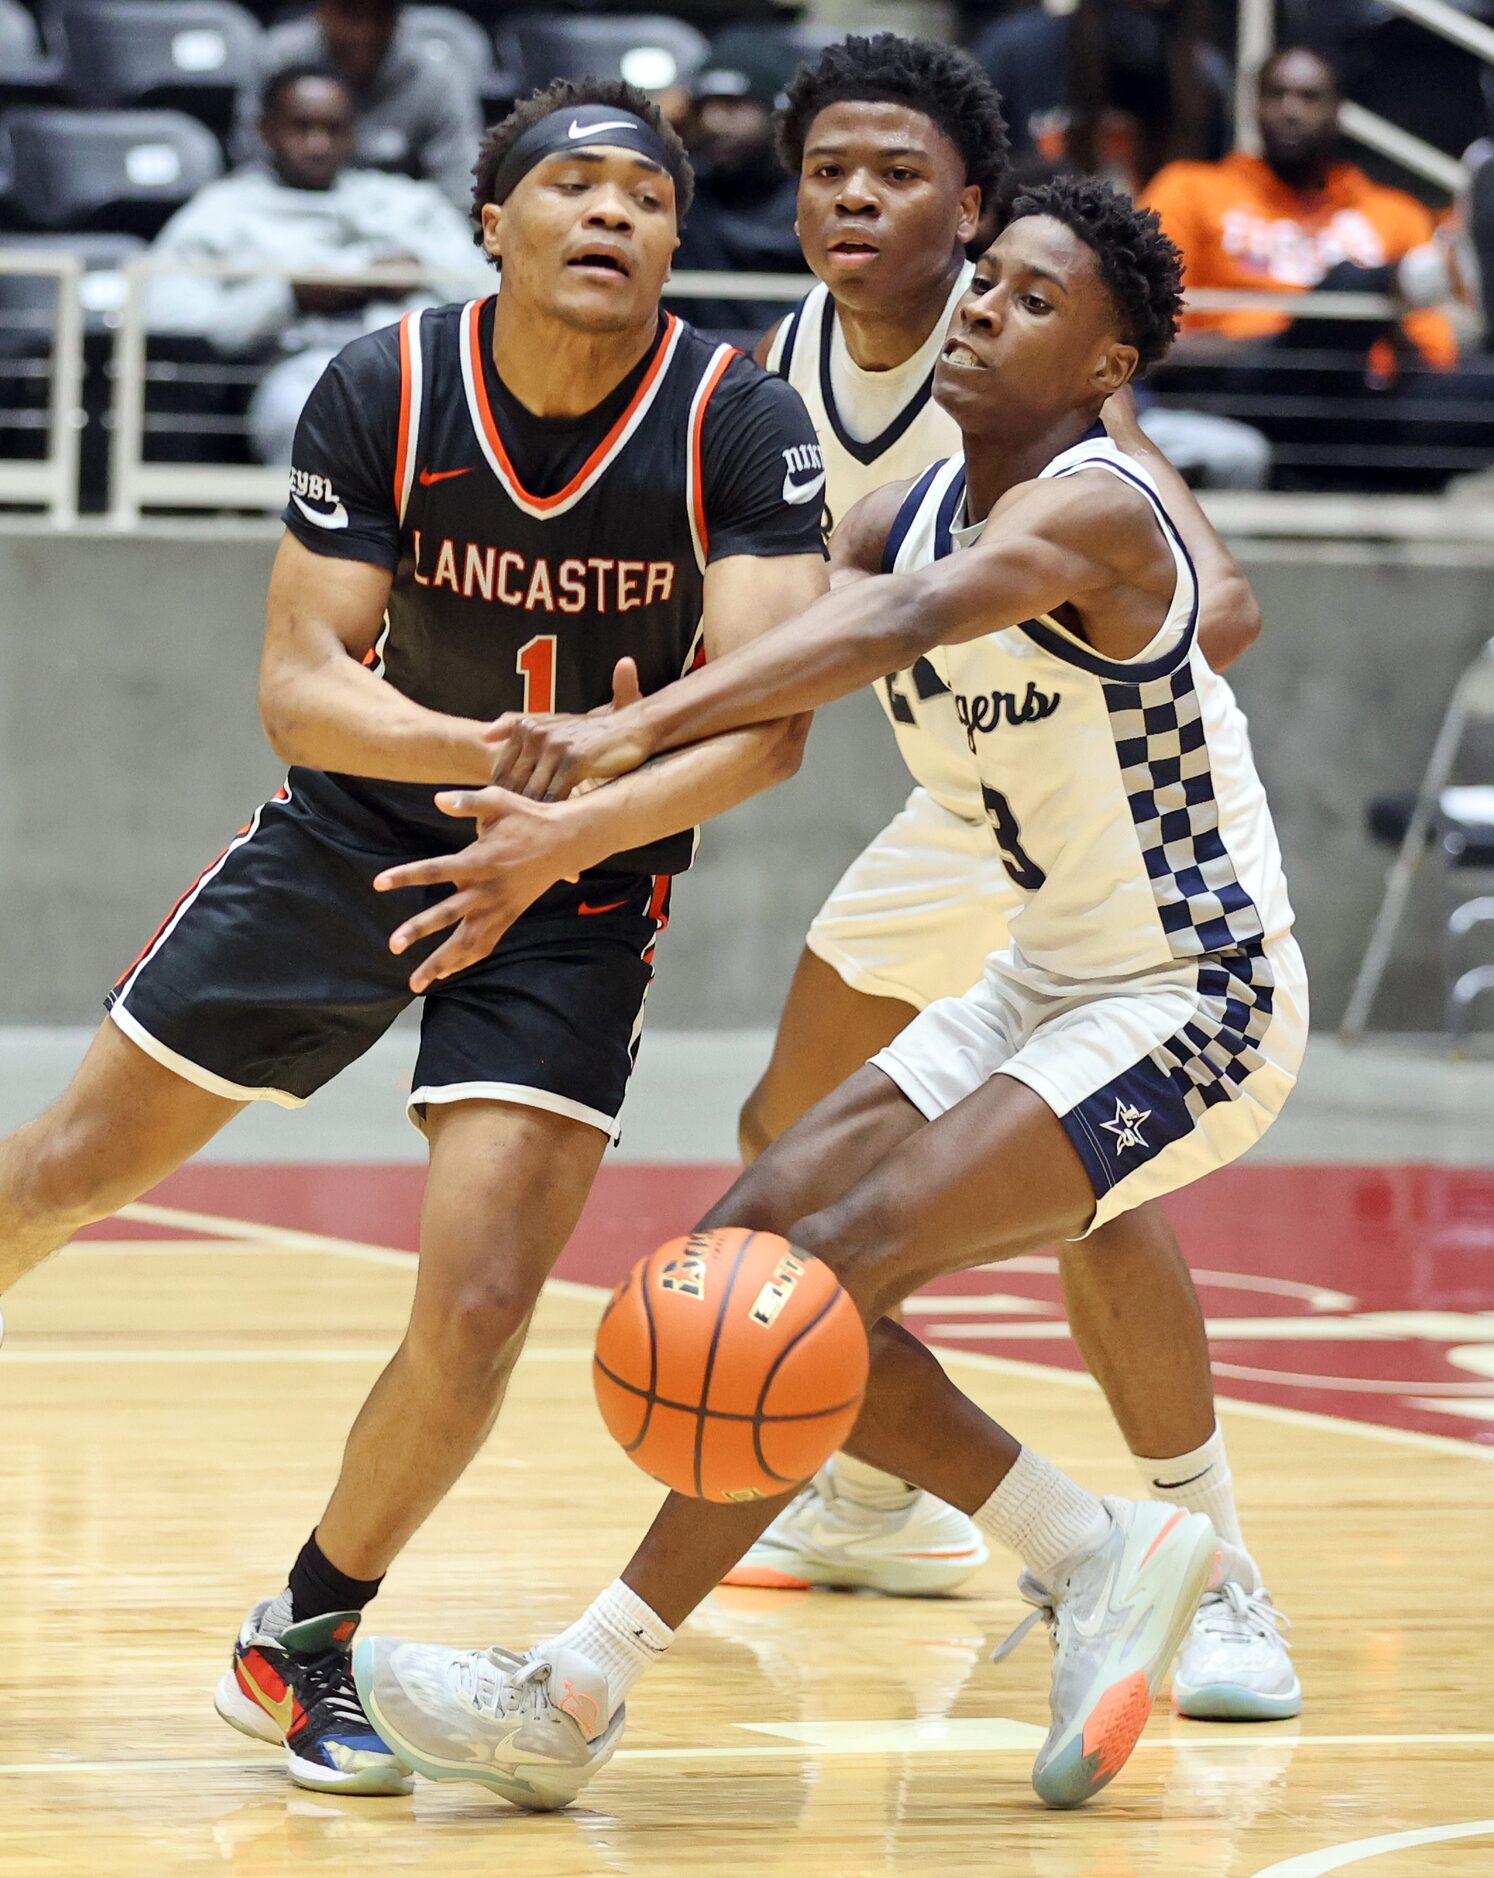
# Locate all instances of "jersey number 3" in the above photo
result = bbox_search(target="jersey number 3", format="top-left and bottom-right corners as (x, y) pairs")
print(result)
(516, 633), (557, 714)
(982, 785), (1046, 890)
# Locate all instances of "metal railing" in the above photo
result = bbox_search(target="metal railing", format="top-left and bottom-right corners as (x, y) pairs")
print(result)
(0, 250), (82, 526)
(1237, 0), (1494, 194)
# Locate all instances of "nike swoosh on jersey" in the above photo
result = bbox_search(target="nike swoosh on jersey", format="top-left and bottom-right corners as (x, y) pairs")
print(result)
(782, 469), (827, 505)
(292, 492), (350, 530)
(577, 897), (631, 916)
(418, 466), (473, 486)
(569, 119), (636, 139)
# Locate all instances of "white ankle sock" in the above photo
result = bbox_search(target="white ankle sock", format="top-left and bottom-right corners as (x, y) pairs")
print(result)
(974, 1447), (1111, 1583)
(260, 1587), (294, 1640)
(547, 1579), (673, 1716)
(829, 1453), (918, 1512)
(1135, 1426), (1247, 1552)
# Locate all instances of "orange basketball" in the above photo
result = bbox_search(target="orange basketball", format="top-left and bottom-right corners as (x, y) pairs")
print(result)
(593, 1227), (870, 1502)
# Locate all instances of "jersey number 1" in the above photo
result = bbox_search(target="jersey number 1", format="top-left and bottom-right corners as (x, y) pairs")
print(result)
(516, 633), (556, 714)
(982, 785), (1047, 890)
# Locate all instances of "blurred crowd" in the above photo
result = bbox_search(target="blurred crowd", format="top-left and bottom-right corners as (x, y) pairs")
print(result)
(7, 0), (1494, 491)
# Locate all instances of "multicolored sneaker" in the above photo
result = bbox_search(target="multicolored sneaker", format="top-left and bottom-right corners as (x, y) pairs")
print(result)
(993, 1498), (1217, 1809)
(721, 1466), (988, 1596)
(214, 1601), (414, 1796)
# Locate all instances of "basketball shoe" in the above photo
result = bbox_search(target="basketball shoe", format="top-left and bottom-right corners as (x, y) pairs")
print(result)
(352, 1636), (625, 1810)
(992, 1497), (1217, 1809)
(214, 1602), (413, 1796)
(721, 1464), (988, 1595)
(1172, 1579), (1300, 1720)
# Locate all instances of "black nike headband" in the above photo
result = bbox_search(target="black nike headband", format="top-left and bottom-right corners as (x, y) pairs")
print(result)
(489, 104), (674, 205)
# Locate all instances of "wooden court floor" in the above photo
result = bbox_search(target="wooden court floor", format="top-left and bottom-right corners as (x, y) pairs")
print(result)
(2, 1214), (1491, 1877)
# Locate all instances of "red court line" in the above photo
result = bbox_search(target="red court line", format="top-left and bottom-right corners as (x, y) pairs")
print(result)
(79, 1160), (1494, 1448)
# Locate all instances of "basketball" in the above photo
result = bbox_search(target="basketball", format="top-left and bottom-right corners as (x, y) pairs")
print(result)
(592, 1227), (871, 1502)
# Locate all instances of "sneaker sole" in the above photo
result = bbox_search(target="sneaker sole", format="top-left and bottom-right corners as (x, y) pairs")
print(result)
(1173, 1680), (1303, 1722)
(721, 1547), (988, 1598)
(1033, 1518), (1218, 1810)
(214, 1670), (414, 1797)
(352, 1640), (624, 1811)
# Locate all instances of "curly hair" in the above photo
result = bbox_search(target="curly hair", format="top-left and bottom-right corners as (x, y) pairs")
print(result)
(470, 77), (695, 254)
(1009, 175), (1183, 373)
(777, 33), (1009, 206)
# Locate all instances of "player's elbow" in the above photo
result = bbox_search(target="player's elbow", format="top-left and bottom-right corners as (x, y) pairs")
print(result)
(258, 660), (309, 764)
(1199, 575), (1262, 672)
(772, 712), (812, 782)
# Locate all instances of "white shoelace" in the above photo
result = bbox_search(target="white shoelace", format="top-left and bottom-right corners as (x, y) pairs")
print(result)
(991, 1569), (1059, 1664)
(452, 1647), (554, 1718)
(1195, 1582), (1293, 1648)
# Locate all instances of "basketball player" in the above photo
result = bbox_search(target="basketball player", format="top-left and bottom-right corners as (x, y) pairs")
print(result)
(727, 34), (1296, 1726)
(353, 179), (1307, 1811)
(0, 80), (828, 1795)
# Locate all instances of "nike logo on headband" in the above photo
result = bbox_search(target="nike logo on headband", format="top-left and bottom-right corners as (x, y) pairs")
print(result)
(569, 119), (637, 140)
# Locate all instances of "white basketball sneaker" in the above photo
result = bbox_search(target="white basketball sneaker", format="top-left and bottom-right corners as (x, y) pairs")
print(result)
(352, 1636), (624, 1811)
(721, 1465), (988, 1596)
(992, 1497), (1217, 1809)
(1172, 1580), (1301, 1720)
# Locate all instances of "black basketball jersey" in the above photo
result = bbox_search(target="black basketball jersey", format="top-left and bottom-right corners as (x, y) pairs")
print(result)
(282, 296), (826, 874)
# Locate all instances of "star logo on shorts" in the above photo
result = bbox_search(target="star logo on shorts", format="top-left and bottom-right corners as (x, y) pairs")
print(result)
(1100, 1098), (1152, 1153)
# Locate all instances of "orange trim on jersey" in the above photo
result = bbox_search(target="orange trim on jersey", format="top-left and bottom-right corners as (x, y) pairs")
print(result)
(114, 789), (289, 989)
(689, 346), (738, 563)
(393, 313), (415, 513)
(465, 301), (681, 511)
(647, 873), (671, 932)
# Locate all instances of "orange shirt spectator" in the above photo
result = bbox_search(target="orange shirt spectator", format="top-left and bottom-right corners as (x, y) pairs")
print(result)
(1142, 48), (1456, 370)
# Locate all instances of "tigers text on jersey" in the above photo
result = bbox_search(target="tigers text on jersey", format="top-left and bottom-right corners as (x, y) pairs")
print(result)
(283, 297), (826, 874)
(767, 265), (982, 822)
(883, 436), (1296, 983)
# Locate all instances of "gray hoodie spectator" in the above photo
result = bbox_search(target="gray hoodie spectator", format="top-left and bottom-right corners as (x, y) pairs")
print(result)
(234, 0), (483, 209)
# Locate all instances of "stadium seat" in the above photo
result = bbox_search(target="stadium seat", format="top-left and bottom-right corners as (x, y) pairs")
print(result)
(497, 14), (709, 95)
(404, 5), (495, 81)
(0, 0), (64, 113)
(1, 108), (224, 237)
(54, 1), (261, 130)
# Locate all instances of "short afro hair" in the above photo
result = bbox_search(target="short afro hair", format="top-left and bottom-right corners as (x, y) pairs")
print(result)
(470, 77), (694, 255)
(260, 61), (347, 120)
(1009, 175), (1183, 373)
(777, 33), (1009, 208)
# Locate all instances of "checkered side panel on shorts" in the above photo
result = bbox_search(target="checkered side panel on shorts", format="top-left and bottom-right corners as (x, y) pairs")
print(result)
(1103, 660), (1265, 959)
(1063, 941), (1277, 1196)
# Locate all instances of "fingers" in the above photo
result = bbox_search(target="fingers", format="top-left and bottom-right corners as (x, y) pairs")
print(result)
(435, 787), (510, 822)
(374, 855), (466, 893)
(522, 748), (569, 803)
(407, 912), (515, 993)
(611, 656), (642, 710)
(388, 888), (473, 955)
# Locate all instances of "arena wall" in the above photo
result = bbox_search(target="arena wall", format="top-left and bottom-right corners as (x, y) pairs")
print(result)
(2, 521), (1489, 1032)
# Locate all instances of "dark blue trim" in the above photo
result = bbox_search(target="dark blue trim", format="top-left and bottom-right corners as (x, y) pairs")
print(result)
(1016, 457), (1199, 684)
(774, 300), (806, 380)
(933, 465), (967, 560)
(818, 302), (936, 467)
(880, 460), (944, 573)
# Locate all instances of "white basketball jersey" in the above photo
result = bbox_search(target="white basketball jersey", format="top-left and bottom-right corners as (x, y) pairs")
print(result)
(886, 437), (1296, 981)
(767, 267), (982, 820)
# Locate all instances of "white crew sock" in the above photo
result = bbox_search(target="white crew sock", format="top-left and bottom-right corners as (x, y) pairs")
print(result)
(547, 1579), (673, 1716)
(974, 1447), (1111, 1584)
(1134, 1425), (1249, 1555)
(829, 1452), (918, 1512)
(259, 1587), (294, 1640)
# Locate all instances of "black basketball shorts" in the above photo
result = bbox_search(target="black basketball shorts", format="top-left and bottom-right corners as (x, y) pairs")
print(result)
(105, 785), (672, 1139)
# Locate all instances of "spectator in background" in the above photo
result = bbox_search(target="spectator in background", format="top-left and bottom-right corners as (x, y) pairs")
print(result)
(1143, 46), (1457, 372)
(672, 43), (802, 344)
(973, 0), (1229, 193)
(150, 66), (489, 465)
(235, 0), (482, 209)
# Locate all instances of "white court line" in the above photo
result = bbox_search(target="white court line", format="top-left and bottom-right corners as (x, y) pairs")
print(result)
(1249, 1818), (1494, 1876)
(4, 1732), (1494, 1780)
(100, 1204), (1494, 1464)
(0, 1346), (593, 1364)
(989, 1255), (1357, 1312)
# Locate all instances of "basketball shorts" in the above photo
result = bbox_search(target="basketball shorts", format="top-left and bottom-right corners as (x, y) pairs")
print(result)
(872, 933), (1309, 1236)
(105, 785), (671, 1140)
(805, 787), (1019, 1010)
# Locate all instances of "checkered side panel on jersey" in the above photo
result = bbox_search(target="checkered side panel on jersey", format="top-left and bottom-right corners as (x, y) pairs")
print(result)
(1062, 941), (1277, 1195)
(1103, 660), (1265, 959)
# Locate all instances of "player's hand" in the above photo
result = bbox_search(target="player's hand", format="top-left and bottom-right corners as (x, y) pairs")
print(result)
(372, 791), (587, 992)
(484, 657), (655, 801)
(1100, 384), (1147, 454)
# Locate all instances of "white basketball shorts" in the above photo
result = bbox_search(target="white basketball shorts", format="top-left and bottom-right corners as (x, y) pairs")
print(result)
(806, 787), (1019, 1010)
(872, 933), (1309, 1236)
